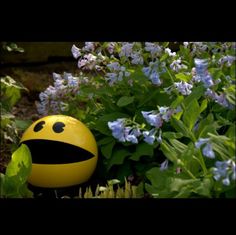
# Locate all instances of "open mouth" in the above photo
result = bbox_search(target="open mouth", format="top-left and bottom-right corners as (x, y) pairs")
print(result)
(22, 139), (95, 164)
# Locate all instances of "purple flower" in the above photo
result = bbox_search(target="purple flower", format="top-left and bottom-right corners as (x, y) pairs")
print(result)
(160, 159), (168, 171)
(142, 111), (163, 128)
(82, 42), (95, 52)
(212, 160), (236, 186)
(143, 129), (157, 145)
(144, 42), (162, 58)
(195, 138), (210, 148)
(131, 51), (144, 65)
(218, 55), (235, 67)
(107, 42), (116, 54)
(195, 138), (215, 159)
(108, 118), (126, 142)
(202, 143), (215, 159)
(71, 45), (81, 59)
(119, 42), (134, 58)
(192, 58), (214, 88)
(174, 81), (193, 95)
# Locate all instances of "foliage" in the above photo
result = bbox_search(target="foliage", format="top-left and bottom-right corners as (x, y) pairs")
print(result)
(1, 76), (32, 161)
(0, 144), (33, 198)
(36, 42), (236, 198)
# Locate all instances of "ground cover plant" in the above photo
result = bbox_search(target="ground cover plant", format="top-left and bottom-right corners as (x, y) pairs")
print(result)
(1, 42), (235, 198)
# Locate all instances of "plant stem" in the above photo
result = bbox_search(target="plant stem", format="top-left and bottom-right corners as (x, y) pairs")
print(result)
(197, 150), (208, 175)
(165, 66), (175, 83)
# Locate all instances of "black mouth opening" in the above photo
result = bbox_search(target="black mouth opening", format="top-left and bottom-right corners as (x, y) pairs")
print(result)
(22, 139), (95, 164)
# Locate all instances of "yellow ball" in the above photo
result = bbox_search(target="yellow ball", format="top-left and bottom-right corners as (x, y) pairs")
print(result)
(20, 115), (98, 188)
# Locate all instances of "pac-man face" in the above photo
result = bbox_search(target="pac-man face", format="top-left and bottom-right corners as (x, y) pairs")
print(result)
(20, 115), (98, 188)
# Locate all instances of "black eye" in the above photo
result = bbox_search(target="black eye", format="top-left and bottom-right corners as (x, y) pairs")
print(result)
(34, 121), (45, 132)
(52, 122), (65, 133)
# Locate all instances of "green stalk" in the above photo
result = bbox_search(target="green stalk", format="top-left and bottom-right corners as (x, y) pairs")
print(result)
(165, 66), (175, 83)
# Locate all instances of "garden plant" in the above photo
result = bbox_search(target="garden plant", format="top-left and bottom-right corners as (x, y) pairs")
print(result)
(1, 42), (235, 198)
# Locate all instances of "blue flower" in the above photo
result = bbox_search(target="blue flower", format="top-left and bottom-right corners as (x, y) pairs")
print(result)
(144, 42), (162, 58)
(193, 58), (214, 88)
(108, 119), (126, 142)
(143, 129), (157, 145)
(202, 143), (215, 159)
(218, 55), (235, 67)
(142, 111), (163, 128)
(71, 45), (81, 59)
(174, 81), (193, 95)
(150, 71), (161, 85)
(160, 159), (168, 171)
(212, 160), (236, 186)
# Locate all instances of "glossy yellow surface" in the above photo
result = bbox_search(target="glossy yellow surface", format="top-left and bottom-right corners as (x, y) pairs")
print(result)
(20, 115), (98, 188)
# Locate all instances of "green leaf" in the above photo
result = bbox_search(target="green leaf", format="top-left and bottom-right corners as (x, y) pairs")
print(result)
(97, 137), (114, 146)
(15, 119), (32, 131)
(117, 96), (134, 107)
(175, 73), (191, 82)
(5, 144), (32, 183)
(108, 149), (131, 169)
(160, 140), (178, 163)
(193, 178), (213, 197)
(169, 178), (199, 192)
(169, 139), (187, 154)
(171, 117), (196, 141)
(130, 142), (154, 161)
(183, 85), (205, 108)
(183, 99), (200, 130)
(0, 173), (5, 197)
(170, 95), (184, 109)
(199, 99), (208, 113)
(162, 132), (183, 139)
(101, 140), (116, 159)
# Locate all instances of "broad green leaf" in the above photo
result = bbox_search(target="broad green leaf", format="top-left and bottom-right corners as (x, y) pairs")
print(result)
(183, 85), (205, 108)
(97, 137), (115, 146)
(175, 73), (191, 82)
(108, 149), (131, 169)
(193, 178), (213, 197)
(101, 140), (116, 159)
(169, 178), (199, 192)
(116, 162), (133, 184)
(199, 99), (208, 113)
(130, 142), (154, 161)
(117, 96), (134, 107)
(170, 95), (184, 109)
(171, 117), (196, 141)
(5, 144), (32, 183)
(183, 99), (200, 131)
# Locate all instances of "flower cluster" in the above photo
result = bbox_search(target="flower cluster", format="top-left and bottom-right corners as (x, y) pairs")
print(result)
(205, 88), (233, 109)
(142, 61), (166, 85)
(142, 106), (180, 128)
(36, 72), (84, 116)
(212, 160), (236, 186)
(108, 118), (141, 144)
(192, 58), (214, 88)
(108, 118), (163, 145)
(105, 62), (131, 86)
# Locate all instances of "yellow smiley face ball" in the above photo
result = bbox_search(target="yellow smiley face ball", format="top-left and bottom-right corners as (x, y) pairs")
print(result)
(20, 115), (98, 188)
